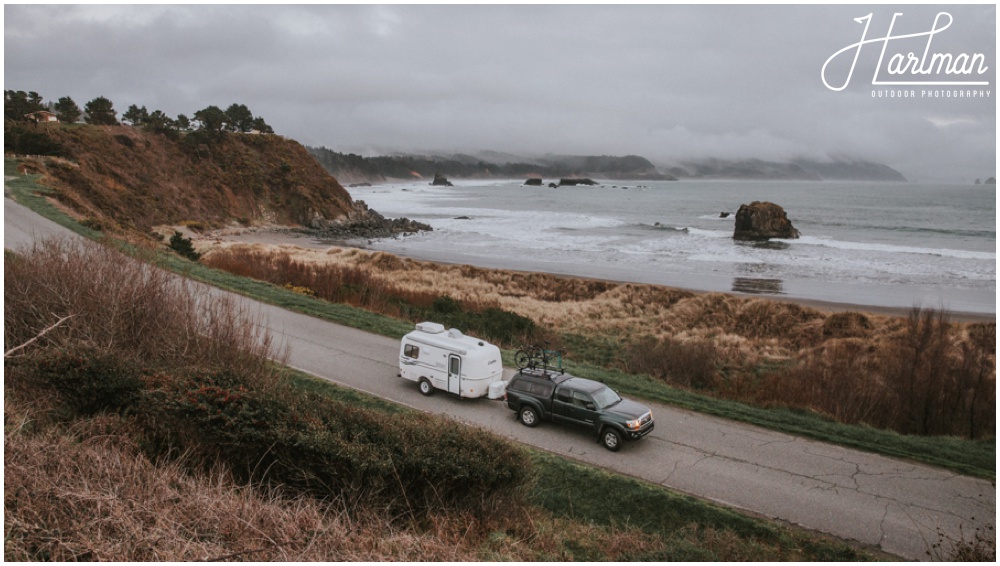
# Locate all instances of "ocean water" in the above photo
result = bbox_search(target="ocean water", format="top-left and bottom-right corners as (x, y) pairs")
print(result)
(346, 179), (996, 315)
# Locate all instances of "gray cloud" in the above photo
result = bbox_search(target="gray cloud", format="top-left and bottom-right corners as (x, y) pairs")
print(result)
(5, 4), (995, 182)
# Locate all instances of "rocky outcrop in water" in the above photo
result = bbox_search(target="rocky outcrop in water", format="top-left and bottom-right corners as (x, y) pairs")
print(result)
(557, 177), (598, 186)
(733, 201), (800, 241)
(431, 172), (454, 186)
(309, 200), (431, 240)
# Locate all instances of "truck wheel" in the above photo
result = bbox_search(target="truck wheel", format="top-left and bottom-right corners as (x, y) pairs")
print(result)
(418, 378), (434, 396)
(601, 428), (623, 451)
(519, 406), (539, 427)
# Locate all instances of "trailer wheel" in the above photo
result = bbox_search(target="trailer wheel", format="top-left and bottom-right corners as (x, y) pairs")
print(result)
(418, 378), (434, 396)
(519, 406), (539, 427)
(601, 428), (623, 451)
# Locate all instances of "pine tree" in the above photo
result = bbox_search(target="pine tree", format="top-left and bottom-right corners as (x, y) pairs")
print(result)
(168, 231), (201, 261)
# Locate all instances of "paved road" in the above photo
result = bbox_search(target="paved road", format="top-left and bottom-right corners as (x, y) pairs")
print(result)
(5, 194), (994, 560)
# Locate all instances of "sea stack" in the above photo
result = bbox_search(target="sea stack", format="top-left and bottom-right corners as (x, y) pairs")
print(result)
(431, 172), (453, 186)
(733, 201), (800, 241)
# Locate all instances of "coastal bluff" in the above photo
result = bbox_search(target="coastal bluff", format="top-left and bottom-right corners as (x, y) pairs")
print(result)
(6, 123), (425, 240)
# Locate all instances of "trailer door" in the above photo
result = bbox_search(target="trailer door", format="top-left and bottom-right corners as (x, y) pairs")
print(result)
(448, 354), (462, 395)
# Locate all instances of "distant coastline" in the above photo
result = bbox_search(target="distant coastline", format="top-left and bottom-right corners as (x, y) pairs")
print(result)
(306, 147), (909, 186)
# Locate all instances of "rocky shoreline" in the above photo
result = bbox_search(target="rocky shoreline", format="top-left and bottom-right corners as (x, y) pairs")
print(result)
(196, 200), (432, 245)
(307, 200), (432, 241)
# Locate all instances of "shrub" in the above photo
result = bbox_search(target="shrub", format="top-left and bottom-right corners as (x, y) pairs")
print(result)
(432, 295), (462, 314)
(19, 346), (143, 416)
(139, 369), (531, 518)
(201, 248), (540, 347)
(4, 125), (65, 156)
(4, 237), (280, 385)
(752, 309), (995, 438)
(114, 134), (135, 148)
(423, 300), (537, 347)
(168, 231), (201, 261)
(624, 335), (720, 390)
(80, 217), (105, 231)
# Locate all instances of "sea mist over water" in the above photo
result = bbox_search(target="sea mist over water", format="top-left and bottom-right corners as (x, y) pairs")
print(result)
(348, 179), (996, 315)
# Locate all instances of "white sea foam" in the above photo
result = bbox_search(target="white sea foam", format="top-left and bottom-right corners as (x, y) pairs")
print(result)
(348, 179), (996, 313)
(795, 235), (996, 260)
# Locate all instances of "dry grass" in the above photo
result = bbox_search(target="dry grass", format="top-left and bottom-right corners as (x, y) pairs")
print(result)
(5, 394), (688, 562)
(197, 242), (879, 357)
(4, 237), (689, 562)
(199, 242), (995, 439)
(5, 238), (284, 385)
(4, 398), (468, 561)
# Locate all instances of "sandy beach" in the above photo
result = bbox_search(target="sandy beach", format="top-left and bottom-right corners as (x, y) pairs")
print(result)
(195, 227), (995, 323)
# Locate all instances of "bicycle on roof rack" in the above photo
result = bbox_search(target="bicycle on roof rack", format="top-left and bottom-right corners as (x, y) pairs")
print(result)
(514, 343), (564, 374)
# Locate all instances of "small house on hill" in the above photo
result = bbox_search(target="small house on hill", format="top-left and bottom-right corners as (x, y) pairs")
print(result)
(25, 110), (58, 123)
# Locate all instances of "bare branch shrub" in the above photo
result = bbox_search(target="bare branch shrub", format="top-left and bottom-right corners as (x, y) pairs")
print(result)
(756, 309), (995, 438)
(754, 339), (892, 426)
(624, 335), (720, 390)
(4, 237), (283, 385)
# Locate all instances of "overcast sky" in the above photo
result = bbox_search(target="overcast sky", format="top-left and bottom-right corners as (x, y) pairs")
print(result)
(5, 4), (996, 182)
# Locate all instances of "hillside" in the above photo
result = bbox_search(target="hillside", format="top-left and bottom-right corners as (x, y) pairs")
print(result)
(6, 123), (357, 234)
(306, 147), (677, 184)
(308, 147), (907, 184)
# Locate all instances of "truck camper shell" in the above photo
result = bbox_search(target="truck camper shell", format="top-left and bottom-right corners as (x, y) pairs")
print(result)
(398, 322), (505, 398)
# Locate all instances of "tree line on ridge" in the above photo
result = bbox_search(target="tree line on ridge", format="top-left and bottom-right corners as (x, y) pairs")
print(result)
(4, 89), (273, 135)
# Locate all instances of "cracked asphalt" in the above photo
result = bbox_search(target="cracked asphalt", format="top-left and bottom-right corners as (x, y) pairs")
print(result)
(5, 196), (995, 561)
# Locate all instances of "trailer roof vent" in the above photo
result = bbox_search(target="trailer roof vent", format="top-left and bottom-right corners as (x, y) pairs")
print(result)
(448, 328), (464, 339)
(415, 322), (446, 334)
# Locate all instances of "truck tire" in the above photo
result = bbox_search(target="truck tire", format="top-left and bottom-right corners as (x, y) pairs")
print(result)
(519, 405), (539, 427)
(418, 378), (434, 396)
(601, 428), (623, 451)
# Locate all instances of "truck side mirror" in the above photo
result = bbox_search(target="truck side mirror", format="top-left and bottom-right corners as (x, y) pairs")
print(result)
(585, 402), (596, 411)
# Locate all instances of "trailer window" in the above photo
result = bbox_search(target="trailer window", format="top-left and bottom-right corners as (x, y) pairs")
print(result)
(404, 344), (420, 359)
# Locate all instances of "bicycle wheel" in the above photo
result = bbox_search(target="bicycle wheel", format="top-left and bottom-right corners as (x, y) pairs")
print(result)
(514, 349), (532, 369)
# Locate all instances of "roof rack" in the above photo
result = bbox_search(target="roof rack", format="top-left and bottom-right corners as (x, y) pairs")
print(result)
(518, 365), (566, 380)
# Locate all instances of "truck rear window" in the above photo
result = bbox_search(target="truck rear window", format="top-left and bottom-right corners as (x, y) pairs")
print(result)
(510, 378), (554, 397)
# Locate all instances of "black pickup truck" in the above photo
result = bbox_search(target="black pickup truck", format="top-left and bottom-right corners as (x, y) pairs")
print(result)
(504, 368), (654, 451)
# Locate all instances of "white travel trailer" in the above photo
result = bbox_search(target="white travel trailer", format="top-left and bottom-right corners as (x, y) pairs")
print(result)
(398, 322), (505, 399)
